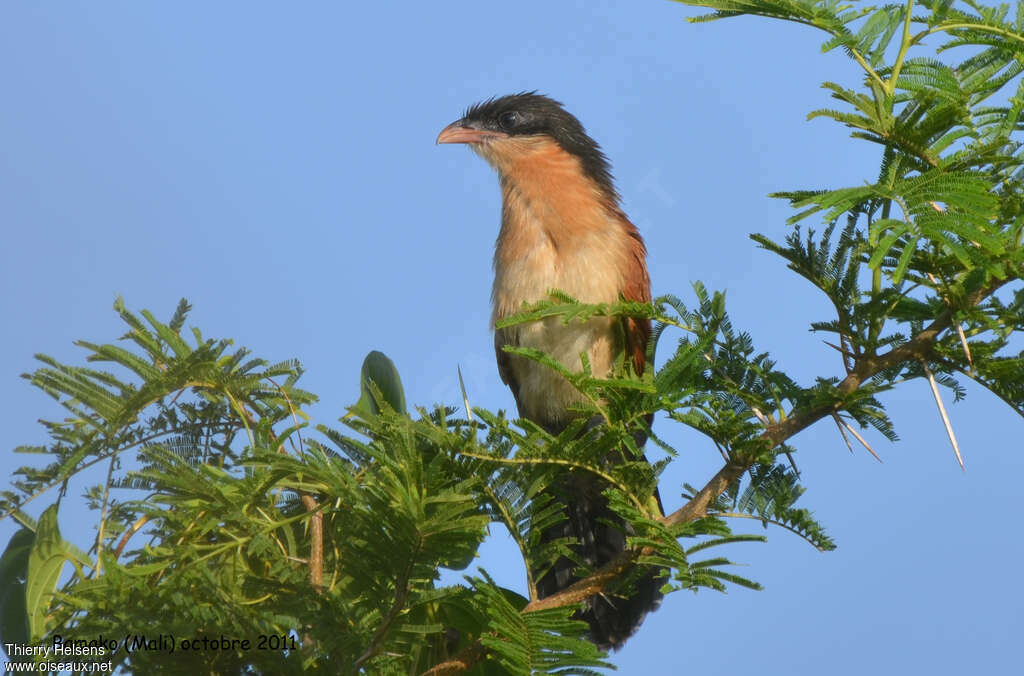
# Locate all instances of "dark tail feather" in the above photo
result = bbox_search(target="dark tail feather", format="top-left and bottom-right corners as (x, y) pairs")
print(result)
(536, 471), (664, 651)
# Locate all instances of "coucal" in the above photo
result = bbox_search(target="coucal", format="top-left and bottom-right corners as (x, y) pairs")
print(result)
(437, 93), (662, 650)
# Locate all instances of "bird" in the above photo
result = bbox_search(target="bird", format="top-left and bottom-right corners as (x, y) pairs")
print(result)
(437, 92), (663, 650)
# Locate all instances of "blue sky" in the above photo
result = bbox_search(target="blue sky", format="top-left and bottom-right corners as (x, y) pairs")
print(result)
(1, 2), (1021, 673)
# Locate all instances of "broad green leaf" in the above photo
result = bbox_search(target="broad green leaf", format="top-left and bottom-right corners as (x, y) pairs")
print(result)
(26, 505), (67, 642)
(0, 529), (33, 661)
(353, 350), (407, 416)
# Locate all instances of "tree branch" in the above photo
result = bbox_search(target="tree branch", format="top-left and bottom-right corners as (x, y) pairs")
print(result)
(299, 493), (323, 591)
(421, 277), (1009, 675)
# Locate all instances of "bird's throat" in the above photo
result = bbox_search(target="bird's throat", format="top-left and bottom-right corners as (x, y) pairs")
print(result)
(490, 139), (628, 324)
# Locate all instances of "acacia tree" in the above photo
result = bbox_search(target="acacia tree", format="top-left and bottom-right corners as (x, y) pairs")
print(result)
(2, 0), (1023, 673)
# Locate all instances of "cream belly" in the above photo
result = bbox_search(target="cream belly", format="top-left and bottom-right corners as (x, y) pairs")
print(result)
(492, 220), (626, 430)
(496, 315), (619, 429)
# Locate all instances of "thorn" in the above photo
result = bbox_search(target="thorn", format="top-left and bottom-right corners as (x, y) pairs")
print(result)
(823, 339), (856, 371)
(955, 324), (975, 376)
(750, 407), (771, 426)
(458, 365), (474, 422)
(784, 450), (800, 476)
(831, 413), (856, 454)
(925, 271), (975, 378)
(833, 413), (883, 463)
(839, 335), (854, 374)
(921, 360), (965, 471)
(712, 441), (730, 462)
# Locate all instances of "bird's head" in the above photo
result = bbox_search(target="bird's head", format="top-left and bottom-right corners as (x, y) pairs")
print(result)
(437, 92), (617, 199)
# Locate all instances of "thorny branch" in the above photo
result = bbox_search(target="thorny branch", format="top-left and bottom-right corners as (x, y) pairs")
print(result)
(420, 278), (1009, 675)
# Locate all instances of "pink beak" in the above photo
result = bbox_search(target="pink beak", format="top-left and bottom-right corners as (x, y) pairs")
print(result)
(436, 121), (508, 145)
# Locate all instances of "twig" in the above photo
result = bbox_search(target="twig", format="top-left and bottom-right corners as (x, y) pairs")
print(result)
(236, 380), (325, 592)
(356, 541), (418, 669)
(114, 514), (152, 559)
(709, 511), (827, 551)
(95, 451), (120, 575)
(265, 376), (324, 589)
(421, 644), (488, 676)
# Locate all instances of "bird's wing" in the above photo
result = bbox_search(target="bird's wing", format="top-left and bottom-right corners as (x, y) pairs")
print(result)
(621, 222), (652, 376)
(494, 327), (523, 408)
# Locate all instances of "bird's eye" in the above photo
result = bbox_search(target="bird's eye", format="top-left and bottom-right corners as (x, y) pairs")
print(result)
(498, 111), (519, 130)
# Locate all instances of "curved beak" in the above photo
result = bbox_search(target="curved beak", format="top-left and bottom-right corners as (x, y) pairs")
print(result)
(436, 120), (508, 145)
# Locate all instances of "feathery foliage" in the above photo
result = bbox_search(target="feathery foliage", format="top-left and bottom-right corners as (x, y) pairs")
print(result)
(3, 0), (1024, 672)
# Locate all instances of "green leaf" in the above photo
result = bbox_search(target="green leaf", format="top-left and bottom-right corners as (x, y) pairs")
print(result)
(353, 350), (407, 416)
(0, 529), (33, 661)
(26, 505), (67, 641)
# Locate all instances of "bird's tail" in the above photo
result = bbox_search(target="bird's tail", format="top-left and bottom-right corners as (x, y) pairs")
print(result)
(535, 470), (664, 651)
